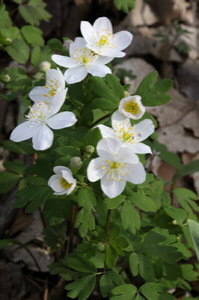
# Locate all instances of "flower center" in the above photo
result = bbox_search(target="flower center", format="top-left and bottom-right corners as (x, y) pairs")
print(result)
(74, 48), (97, 65)
(59, 177), (72, 190)
(98, 35), (109, 46)
(105, 160), (129, 180)
(26, 102), (50, 123)
(114, 126), (134, 144)
(123, 101), (141, 115)
(43, 80), (59, 98)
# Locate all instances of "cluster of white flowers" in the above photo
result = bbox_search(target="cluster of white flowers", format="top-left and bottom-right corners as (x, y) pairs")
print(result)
(10, 68), (77, 151)
(52, 17), (133, 84)
(87, 95), (155, 198)
(9, 16), (154, 199)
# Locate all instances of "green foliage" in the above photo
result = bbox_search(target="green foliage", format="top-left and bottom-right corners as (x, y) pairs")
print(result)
(114, 0), (136, 13)
(136, 71), (173, 106)
(18, 0), (51, 25)
(0, 171), (20, 195)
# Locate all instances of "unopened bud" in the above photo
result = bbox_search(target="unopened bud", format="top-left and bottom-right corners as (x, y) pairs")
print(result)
(96, 242), (105, 252)
(5, 37), (12, 45)
(172, 220), (178, 225)
(85, 145), (95, 154)
(70, 156), (82, 169)
(124, 76), (131, 85)
(39, 61), (51, 72)
(124, 91), (130, 97)
(1, 74), (11, 83)
(34, 71), (43, 80)
(63, 39), (72, 50)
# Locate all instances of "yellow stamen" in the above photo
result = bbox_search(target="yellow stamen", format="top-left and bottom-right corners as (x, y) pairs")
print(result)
(98, 35), (108, 46)
(59, 178), (72, 190)
(123, 101), (140, 115)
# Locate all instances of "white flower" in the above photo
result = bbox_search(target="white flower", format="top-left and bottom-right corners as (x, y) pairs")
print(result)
(118, 95), (145, 120)
(87, 138), (146, 198)
(52, 37), (112, 84)
(29, 68), (67, 109)
(80, 17), (133, 57)
(97, 111), (154, 154)
(48, 166), (76, 195)
(10, 101), (77, 151)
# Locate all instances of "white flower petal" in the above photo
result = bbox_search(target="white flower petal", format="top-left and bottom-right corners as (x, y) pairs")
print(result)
(51, 54), (80, 68)
(53, 166), (71, 174)
(10, 121), (39, 142)
(128, 143), (152, 154)
(111, 110), (132, 131)
(46, 68), (65, 89)
(47, 111), (77, 130)
(69, 37), (86, 56)
(97, 125), (115, 139)
(87, 157), (107, 182)
(111, 31), (133, 50)
(127, 162), (146, 184)
(29, 86), (49, 102)
(48, 174), (64, 193)
(93, 17), (112, 35)
(97, 138), (121, 159)
(118, 146), (139, 164)
(134, 119), (155, 142)
(50, 87), (68, 114)
(87, 64), (111, 77)
(101, 174), (126, 198)
(80, 21), (95, 44)
(64, 66), (87, 84)
(32, 125), (54, 151)
(96, 56), (114, 64)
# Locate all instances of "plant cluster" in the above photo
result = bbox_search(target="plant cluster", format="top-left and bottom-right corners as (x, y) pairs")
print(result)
(0, 6), (199, 300)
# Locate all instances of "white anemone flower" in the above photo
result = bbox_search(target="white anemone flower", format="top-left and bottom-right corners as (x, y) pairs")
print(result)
(48, 166), (76, 195)
(29, 68), (67, 108)
(87, 138), (146, 198)
(118, 95), (145, 120)
(80, 17), (133, 57)
(97, 111), (154, 154)
(10, 101), (77, 151)
(51, 37), (113, 84)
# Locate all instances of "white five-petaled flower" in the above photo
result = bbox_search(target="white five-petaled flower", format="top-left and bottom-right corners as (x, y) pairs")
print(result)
(97, 111), (154, 154)
(48, 166), (76, 195)
(81, 17), (133, 57)
(118, 95), (145, 120)
(29, 68), (67, 109)
(10, 100), (77, 151)
(52, 37), (113, 84)
(87, 138), (146, 198)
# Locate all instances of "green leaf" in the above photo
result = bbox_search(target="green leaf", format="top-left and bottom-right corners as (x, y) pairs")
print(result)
(100, 271), (124, 297)
(3, 140), (34, 154)
(188, 219), (199, 261)
(105, 244), (117, 269)
(54, 146), (80, 157)
(21, 25), (44, 46)
(164, 206), (187, 224)
(75, 189), (96, 237)
(121, 201), (140, 234)
(131, 191), (157, 212)
(0, 171), (20, 195)
(114, 0), (135, 13)
(136, 71), (173, 106)
(66, 254), (96, 273)
(19, 0), (51, 26)
(43, 196), (72, 220)
(3, 160), (25, 175)
(6, 39), (30, 64)
(174, 188), (198, 218)
(104, 195), (125, 209)
(0, 4), (12, 28)
(139, 283), (166, 300)
(176, 159), (199, 178)
(129, 253), (139, 277)
(111, 284), (137, 300)
(65, 274), (96, 300)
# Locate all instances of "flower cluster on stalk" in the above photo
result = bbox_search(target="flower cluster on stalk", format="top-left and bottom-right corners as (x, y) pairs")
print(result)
(10, 16), (155, 198)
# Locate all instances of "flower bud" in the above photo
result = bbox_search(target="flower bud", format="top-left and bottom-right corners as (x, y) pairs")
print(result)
(63, 39), (72, 50)
(39, 61), (51, 72)
(70, 156), (82, 169)
(124, 91), (130, 97)
(5, 37), (12, 45)
(96, 242), (105, 252)
(85, 145), (95, 154)
(1, 74), (11, 83)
